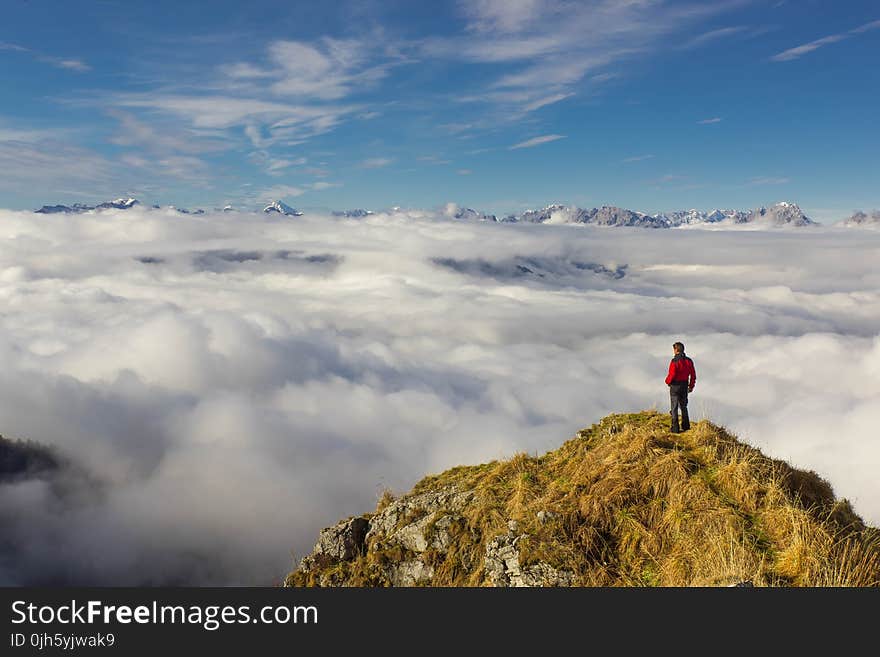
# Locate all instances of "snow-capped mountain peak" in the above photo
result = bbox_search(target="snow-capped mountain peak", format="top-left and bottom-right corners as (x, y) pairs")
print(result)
(441, 202), (497, 222)
(332, 209), (375, 218)
(263, 200), (304, 216)
(35, 198), (141, 213)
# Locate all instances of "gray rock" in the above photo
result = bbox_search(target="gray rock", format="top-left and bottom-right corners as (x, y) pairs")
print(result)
(311, 516), (369, 563)
(365, 486), (474, 546)
(394, 514), (434, 553)
(291, 484), (580, 587)
(484, 533), (575, 587)
(390, 560), (435, 586)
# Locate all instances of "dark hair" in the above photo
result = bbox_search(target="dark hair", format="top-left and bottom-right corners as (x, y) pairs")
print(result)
(673, 341), (684, 352)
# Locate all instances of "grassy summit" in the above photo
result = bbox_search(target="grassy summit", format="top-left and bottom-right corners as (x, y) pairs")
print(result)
(285, 411), (879, 587)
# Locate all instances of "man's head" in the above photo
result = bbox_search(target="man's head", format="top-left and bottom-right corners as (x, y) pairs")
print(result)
(673, 341), (684, 354)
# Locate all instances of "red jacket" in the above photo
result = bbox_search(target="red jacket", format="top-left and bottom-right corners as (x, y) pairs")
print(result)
(665, 354), (696, 388)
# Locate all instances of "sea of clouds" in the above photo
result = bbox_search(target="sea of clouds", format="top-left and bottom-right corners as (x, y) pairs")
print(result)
(1, 207), (878, 585)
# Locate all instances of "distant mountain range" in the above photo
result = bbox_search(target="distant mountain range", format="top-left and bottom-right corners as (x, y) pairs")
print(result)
(441, 201), (819, 228)
(35, 197), (140, 213)
(30, 198), (880, 229)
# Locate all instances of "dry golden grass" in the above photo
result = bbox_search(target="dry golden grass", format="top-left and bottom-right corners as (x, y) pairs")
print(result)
(287, 410), (879, 587)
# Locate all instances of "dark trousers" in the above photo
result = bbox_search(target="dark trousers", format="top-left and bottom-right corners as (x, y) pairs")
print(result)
(669, 383), (690, 431)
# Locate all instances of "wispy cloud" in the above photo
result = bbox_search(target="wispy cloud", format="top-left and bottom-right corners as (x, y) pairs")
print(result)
(254, 180), (337, 201)
(460, 0), (550, 35)
(219, 62), (275, 79)
(265, 158), (307, 174)
(622, 154), (655, 163)
(418, 155), (452, 165)
(0, 41), (91, 71)
(681, 25), (749, 49)
(649, 173), (691, 189)
(106, 94), (357, 154)
(309, 181), (339, 190)
(509, 134), (565, 150)
(698, 117), (722, 124)
(358, 157), (393, 169)
(422, 1), (746, 117)
(771, 18), (880, 62)
(56, 59), (91, 72)
(76, 35), (410, 190)
(439, 123), (474, 135)
(256, 184), (305, 200)
(522, 92), (573, 112)
(264, 38), (392, 100)
(246, 151), (308, 176)
(107, 109), (227, 155)
(0, 140), (115, 196)
(0, 125), (66, 143)
(749, 176), (790, 186)
(105, 109), (223, 183)
(456, 169), (473, 176)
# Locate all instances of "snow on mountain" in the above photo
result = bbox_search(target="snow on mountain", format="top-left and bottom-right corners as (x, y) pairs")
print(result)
(34, 198), (140, 214)
(837, 210), (880, 228)
(492, 202), (815, 228)
(502, 204), (668, 227)
(652, 208), (743, 225)
(34, 203), (92, 214)
(441, 203), (497, 222)
(743, 202), (816, 226)
(95, 197), (140, 210)
(332, 209), (375, 218)
(263, 200), (304, 216)
(29, 197), (819, 228)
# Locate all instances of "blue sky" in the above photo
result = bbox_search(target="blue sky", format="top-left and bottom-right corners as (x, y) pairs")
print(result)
(0, 0), (877, 221)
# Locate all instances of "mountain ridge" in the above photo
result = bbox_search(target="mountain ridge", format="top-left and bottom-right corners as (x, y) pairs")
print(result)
(34, 198), (880, 230)
(284, 410), (880, 587)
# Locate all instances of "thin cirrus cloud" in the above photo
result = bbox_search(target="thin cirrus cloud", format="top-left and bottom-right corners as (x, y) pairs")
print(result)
(220, 36), (404, 101)
(749, 176), (790, 186)
(771, 18), (880, 62)
(85, 36), (400, 178)
(698, 117), (722, 124)
(509, 134), (565, 149)
(0, 206), (878, 585)
(0, 140), (114, 192)
(358, 157), (393, 169)
(680, 25), (749, 49)
(0, 40), (91, 71)
(420, 0), (747, 116)
(521, 92), (574, 112)
(264, 38), (395, 100)
(254, 181), (338, 200)
(623, 154), (655, 163)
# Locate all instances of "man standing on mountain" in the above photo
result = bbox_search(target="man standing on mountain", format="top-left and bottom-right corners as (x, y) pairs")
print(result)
(665, 341), (696, 433)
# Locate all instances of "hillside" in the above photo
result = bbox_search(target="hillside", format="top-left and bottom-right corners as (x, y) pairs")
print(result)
(284, 411), (879, 587)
